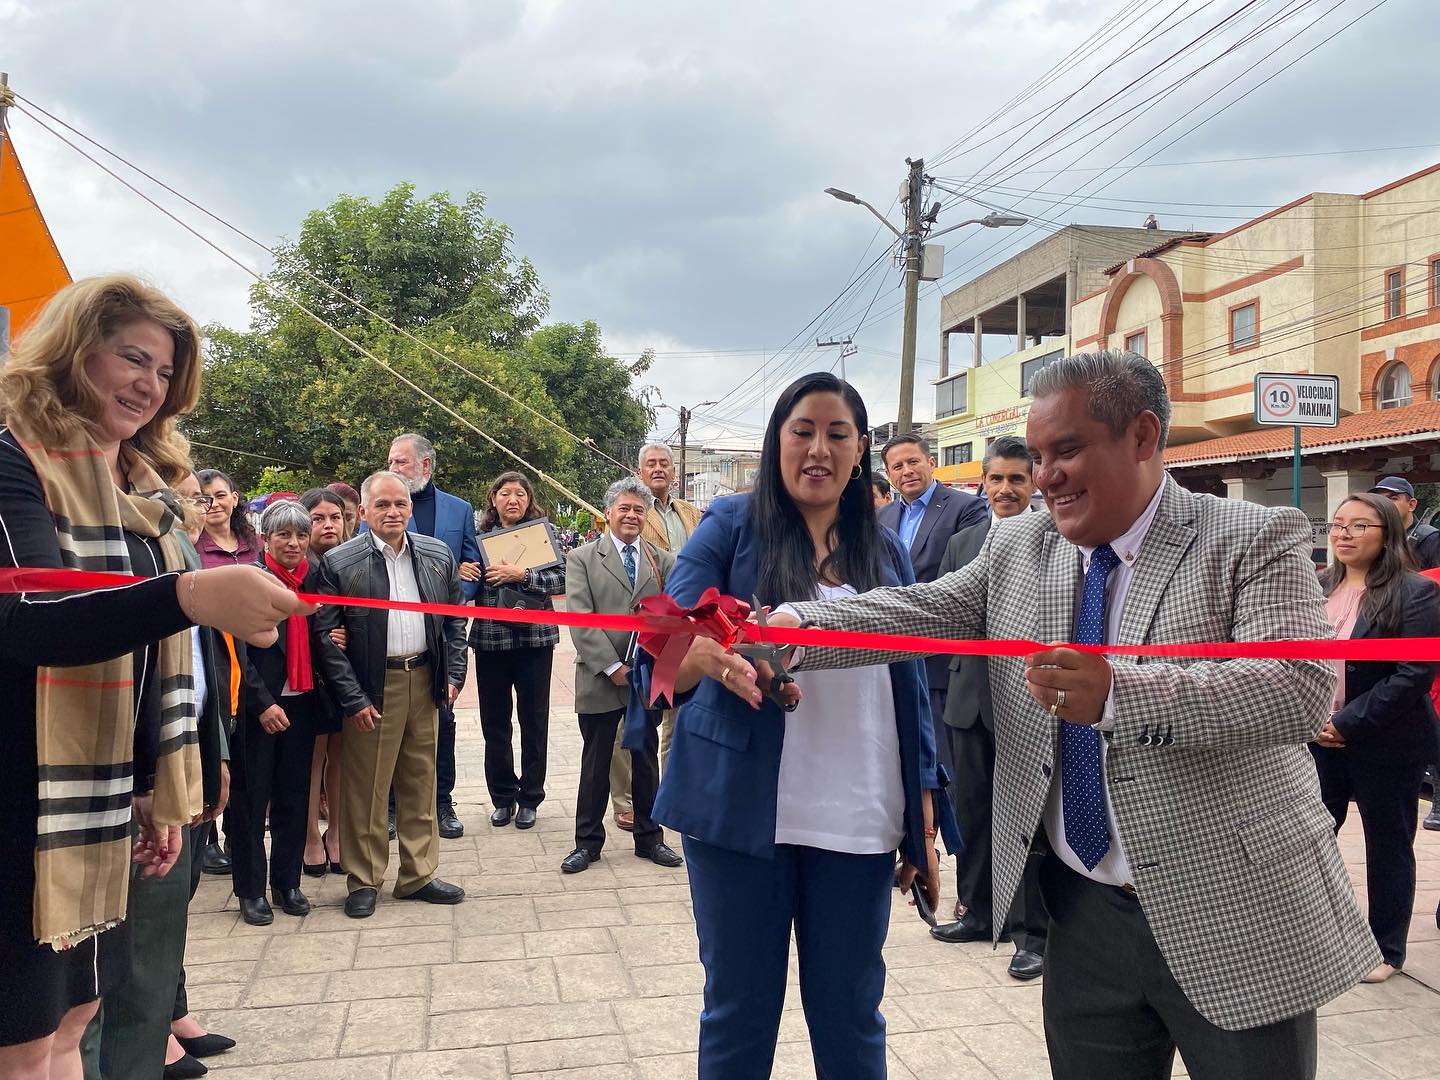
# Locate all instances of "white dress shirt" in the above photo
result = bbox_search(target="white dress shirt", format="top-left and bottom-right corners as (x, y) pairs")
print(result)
(603, 531), (643, 676)
(373, 530), (426, 658)
(1042, 477), (1165, 888)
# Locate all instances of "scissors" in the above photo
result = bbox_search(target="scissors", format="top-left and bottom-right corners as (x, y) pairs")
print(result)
(730, 596), (799, 712)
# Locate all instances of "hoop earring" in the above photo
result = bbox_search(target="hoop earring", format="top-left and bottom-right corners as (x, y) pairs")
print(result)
(850, 465), (863, 481)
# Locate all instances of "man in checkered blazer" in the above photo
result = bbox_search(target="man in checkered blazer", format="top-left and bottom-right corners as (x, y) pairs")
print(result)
(774, 351), (1378, 1079)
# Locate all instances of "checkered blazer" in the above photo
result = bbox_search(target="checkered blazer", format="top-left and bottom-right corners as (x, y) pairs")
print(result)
(793, 476), (1379, 1030)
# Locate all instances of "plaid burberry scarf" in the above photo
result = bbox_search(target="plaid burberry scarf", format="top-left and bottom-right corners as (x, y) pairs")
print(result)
(10, 417), (202, 949)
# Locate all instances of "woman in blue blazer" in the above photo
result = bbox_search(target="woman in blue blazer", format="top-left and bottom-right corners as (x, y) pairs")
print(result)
(647, 372), (949, 1079)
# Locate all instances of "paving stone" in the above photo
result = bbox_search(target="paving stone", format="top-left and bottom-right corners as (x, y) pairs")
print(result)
(518, 1065), (637, 1080)
(553, 952), (635, 1002)
(613, 995), (703, 1057)
(354, 923), (453, 948)
(204, 1056), (392, 1080)
(506, 1033), (631, 1073)
(454, 933), (527, 963)
(430, 957), (559, 1013)
(427, 1002), (619, 1049)
(326, 964), (430, 1002)
(609, 923), (698, 968)
(258, 930), (357, 976)
(956, 1021), (1052, 1080)
(186, 935), (269, 964)
(889, 1029), (999, 1076)
(390, 1047), (508, 1079)
(1315, 1035), (1409, 1080)
(538, 905), (631, 931)
(186, 960), (258, 986)
(194, 1002), (347, 1066)
(632, 1053), (698, 1079)
(340, 995), (427, 1054)
(354, 939), (453, 969)
(453, 897), (540, 935)
(1350, 1033), (1440, 1078)
(533, 891), (622, 914)
(622, 902), (692, 925)
(242, 972), (327, 1008)
(524, 927), (614, 958)
(182, 982), (245, 1011)
(628, 962), (706, 999)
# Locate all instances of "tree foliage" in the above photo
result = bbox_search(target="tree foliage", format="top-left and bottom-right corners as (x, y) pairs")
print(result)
(183, 184), (650, 509)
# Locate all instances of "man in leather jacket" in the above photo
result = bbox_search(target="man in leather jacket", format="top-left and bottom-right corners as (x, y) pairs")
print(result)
(312, 471), (468, 919)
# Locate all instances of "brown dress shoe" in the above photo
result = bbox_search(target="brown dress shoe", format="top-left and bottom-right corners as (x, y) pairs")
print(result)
(614, 811), (635, 832)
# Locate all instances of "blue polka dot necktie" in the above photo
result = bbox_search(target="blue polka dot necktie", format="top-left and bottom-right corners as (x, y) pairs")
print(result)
(1062, 543), (1121, 870)
(622, 544), (637, 586)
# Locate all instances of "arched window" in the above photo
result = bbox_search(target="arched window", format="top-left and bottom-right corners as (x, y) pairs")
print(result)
(1378, 362), (1412, 409)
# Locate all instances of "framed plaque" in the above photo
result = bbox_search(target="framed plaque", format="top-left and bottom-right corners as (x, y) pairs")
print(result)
(477, 517), (564, 572)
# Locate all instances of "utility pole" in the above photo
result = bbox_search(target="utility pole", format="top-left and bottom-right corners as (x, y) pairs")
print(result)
(816, 336), (857, 382)
(659, 399), (716, 502)
(897, 157), (925, 435)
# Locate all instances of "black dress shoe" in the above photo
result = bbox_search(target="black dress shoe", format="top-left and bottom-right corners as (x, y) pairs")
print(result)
(490, 804), (516, 827)
(163, 1052), (208, 1079)
(200, 843), (231, 875)
(345, 887), (378, 919)
(515, 807), (537, 830)
(400, 879), (465, 904)
(271, 888), (311, 917)
(175, 1032), (235, 1059)
(1008, 949), (1044, 981)
(636, 842), (683, 868)
(929, 911), (998, 944)
(561, 848), (597, 874)
(388, 809), (397, 842)
(238, 896), (273, 926)
(438, 803), (465, 839)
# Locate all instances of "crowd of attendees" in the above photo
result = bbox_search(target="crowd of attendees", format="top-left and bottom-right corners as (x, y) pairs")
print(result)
(2, 276), (1438, 1080)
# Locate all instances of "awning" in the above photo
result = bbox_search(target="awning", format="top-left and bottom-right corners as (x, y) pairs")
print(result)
(1164, 400), (1440, 470)
(0, 127), (70, 344)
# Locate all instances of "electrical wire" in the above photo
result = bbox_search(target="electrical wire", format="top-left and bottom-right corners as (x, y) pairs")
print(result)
(9, 107), (605, 516)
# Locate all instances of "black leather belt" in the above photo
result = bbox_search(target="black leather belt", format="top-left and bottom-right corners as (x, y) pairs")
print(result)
(385, 652), (430, 671)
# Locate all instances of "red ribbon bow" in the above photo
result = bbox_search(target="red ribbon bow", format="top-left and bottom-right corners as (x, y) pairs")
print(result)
(636, 587), (754, 705)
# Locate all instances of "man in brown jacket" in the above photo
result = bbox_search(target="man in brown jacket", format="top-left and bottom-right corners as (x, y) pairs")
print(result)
(610, 442), (701, 832)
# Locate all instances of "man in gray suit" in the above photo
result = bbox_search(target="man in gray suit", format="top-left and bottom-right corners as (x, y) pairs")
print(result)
(561, 477), (682, 875)
(929, 435), (1048, 983)
(768, 351), (1377, 1079)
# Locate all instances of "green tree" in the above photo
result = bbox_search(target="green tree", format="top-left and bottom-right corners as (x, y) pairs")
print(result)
(184, 184), (652, 509)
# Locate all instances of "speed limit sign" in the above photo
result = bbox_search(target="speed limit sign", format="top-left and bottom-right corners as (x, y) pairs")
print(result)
(1254, 373), (1339, 427)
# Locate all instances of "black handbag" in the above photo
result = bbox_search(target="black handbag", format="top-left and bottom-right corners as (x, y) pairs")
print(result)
(496, 585), (548, 611)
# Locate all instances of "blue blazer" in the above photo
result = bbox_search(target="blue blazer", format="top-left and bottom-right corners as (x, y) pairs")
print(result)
(360, 483), (481, 600)
(636, 494), (953, 870)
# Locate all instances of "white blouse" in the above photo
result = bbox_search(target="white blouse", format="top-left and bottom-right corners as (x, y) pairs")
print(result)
(774, 583), (905, 854)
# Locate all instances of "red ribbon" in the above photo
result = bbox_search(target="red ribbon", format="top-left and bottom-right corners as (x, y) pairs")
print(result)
(637, 587), (753, 704)
(6, 567), (1440, 672)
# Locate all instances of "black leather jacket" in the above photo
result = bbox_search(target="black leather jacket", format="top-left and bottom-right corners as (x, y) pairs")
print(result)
(312, 532), (467, 715)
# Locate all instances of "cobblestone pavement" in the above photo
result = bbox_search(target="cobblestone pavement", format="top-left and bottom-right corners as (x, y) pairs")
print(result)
(188, 631), (1440, 1079)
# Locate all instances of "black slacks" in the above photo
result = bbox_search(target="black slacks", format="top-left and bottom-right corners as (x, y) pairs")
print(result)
(475, 646), (553, 810)
(1040, 856), (1317, 1080)
(936, 700), (1048, 952)
(576, 708), (661, 854)
(1312, 745), (1427, 967)
(173, 822), (207, 1021)
(229, 692), (319, 898)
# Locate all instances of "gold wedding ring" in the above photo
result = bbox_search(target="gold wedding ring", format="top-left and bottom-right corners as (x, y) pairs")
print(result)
(1050, 688), (1066, 716)
(721, 667), (732, 685)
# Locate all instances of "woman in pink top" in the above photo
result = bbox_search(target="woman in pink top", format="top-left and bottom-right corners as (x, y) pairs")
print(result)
(1315, 492), (1440, 984)
(195, 469), (261, 568)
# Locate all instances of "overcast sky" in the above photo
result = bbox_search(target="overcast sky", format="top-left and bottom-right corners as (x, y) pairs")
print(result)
(5, 0), (1435, 451)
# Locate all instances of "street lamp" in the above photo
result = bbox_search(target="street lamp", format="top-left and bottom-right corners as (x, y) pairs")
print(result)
(824, 162), (1028, 433)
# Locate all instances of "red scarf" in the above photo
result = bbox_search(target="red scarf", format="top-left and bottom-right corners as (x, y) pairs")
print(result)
(263, 553), (314, 692)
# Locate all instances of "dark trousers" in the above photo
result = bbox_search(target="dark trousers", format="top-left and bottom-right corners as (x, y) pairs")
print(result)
(1040, 855), (1317, 1080)
(475, 646), (553, 810)
(683, 836), (894, 1079)
(229, 692), (318, 898)
(576, 709), (661, 854)
(436, 702), (457, 808)
(1312, 746), (1426, 967)
(939, 714), (1048, 952)
(173, 822), (207, 1021)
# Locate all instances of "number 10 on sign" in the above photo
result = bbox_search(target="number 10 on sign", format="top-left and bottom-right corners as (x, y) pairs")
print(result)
(1253, 373), (1340, 508)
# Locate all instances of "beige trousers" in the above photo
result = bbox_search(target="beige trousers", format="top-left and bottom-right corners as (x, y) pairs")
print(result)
(340, 665), (439, 897)
(609, 707), (675, 815)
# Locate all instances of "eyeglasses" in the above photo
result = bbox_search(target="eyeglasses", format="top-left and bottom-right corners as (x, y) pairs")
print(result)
(182, 495), (216, 510)
(1325, 522), (1384, 537)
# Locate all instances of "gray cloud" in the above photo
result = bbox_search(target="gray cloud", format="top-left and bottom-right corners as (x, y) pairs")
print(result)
(5, 0), (1432, 441)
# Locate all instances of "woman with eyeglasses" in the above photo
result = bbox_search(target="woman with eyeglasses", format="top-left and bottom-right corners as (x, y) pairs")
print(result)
(1315, 492), (1440, 984)
(195, 469), (260, 568)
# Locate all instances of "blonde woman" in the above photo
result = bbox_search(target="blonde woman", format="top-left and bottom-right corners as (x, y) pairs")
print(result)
(0, 276), (306, 1079)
